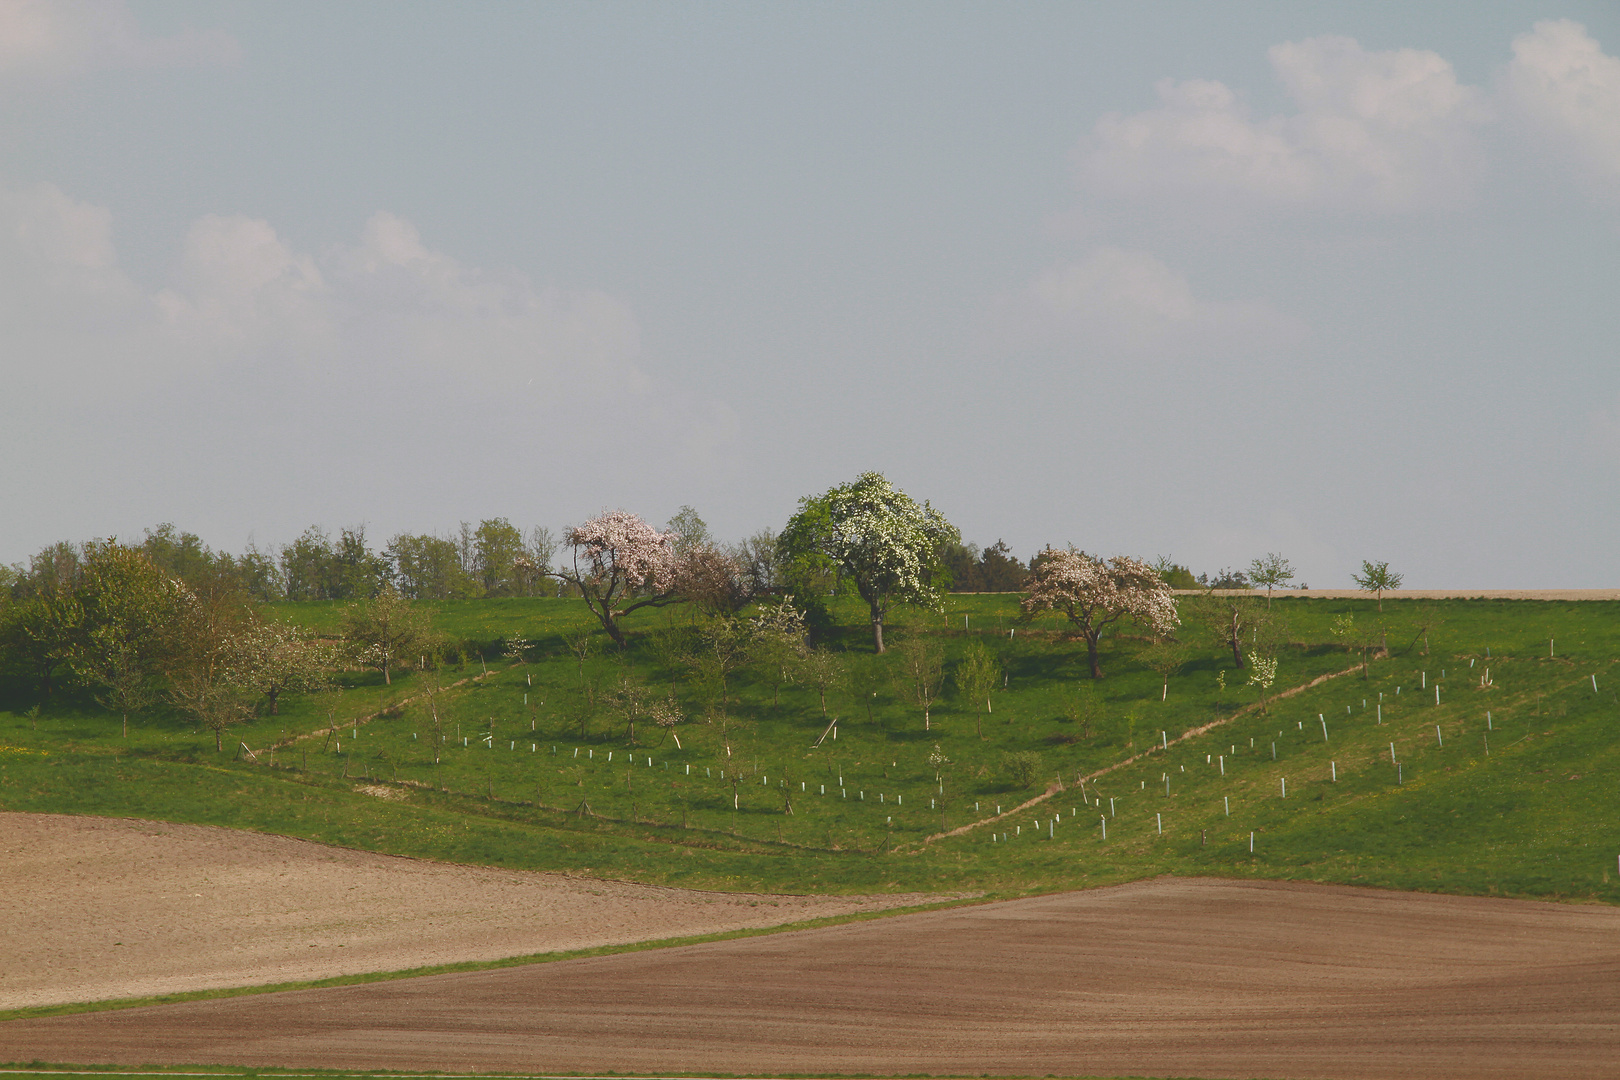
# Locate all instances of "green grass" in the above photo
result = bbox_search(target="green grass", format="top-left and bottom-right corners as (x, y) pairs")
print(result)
(2, 595), (1617, 903)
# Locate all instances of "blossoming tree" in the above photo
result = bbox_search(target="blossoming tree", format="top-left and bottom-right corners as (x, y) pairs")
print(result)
(1021, 548), (1179, 679)
(777, 472), (959, 653)
(552, 511), (682, 647)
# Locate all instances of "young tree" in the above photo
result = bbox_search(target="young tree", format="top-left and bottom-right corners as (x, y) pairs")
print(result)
(1246, 553), (1295, 608)
(1246, 651), (1278, 712)
(515, 527), (559, 597)
(1003, 749), (1041, 789)
(953, 641), (1001, 737)
(1061, 682), (1101, 739)
(1139, 637), (1192, 700)
(777, 472), (959, 653)
(688, 615), (751, 711)
(1184, 588), (1264, 670)
(343, 588), (433, 685)
(892, 636), (946, 731)
(550, 511), (683, 648)
(1352, 560), (1403, 612)
(749, 597), (808, 705)
(1020, 549), (1178, 678)
(796, 647), (846, 718)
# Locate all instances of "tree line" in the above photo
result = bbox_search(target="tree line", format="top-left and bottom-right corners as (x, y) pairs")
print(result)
(1, 473), (1402, 747)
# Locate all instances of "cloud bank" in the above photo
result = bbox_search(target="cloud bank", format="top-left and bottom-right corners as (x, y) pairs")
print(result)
(0, 0), (239, 76)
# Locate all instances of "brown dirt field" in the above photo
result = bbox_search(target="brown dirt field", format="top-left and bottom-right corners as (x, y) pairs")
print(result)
(5, 876), (1618, 1079)
(0, 812), (947, 1010)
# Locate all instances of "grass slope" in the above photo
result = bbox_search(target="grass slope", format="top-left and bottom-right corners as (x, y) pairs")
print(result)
(1, 595), (1616, 902)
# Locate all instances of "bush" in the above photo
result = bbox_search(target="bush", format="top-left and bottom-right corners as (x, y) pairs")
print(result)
(1003, 749), (1041, 788)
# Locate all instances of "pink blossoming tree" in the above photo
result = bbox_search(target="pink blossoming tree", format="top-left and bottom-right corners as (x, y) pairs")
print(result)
(1021, 548), (1179, 679)
(551, 511), (683, 647)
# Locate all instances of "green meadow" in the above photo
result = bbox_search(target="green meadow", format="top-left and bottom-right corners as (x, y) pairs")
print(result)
(1, 594), (1616, 902)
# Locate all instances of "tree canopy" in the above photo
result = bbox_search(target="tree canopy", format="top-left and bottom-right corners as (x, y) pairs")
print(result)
(777, 472), (958, 653)
(1021, 548), (1179, 678)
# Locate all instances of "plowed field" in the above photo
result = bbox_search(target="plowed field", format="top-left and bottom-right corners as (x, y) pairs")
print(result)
(4, 859), (1617, 1079)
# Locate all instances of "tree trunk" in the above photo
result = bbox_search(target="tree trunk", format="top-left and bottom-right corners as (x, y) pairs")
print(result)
(214, 728), (222, 752)
(1228, 623), (1244, 668)
(870, 598), (885, 653)
(267, 688), (280, 715)
(1087, 633), (1103, 679)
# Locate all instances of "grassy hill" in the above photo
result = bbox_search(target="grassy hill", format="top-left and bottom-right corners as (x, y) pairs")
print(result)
(1, 594), (1616, 903)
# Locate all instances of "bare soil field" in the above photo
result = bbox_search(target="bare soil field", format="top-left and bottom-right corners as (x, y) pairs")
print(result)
(4, 873), (1618, 1080)
(0, 812), (945, 1010)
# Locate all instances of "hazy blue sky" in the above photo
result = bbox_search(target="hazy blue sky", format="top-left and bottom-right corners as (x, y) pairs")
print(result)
(3, 1), (1618, 586)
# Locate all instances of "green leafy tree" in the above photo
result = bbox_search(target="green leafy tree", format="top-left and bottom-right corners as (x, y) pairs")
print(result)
(343, 588), (433, 685)
(1352, 560), (1404, 612)
(1151, 556), (1198, 590)
(1139, 637), (1193, 700)
(166, 567), (261, 750)
(953, 640), (1001, 737)
(0, 594), (76, 698)
(796, 647), (846, 718)
(777, 472), (959, 653)
(1003, 749), (1041, 789)
(68, 541), (189, 737)
(387, 533), (478, 600)
(474, 518), (526, 596)
(892, 635), (946, 731)
(1184, 588), (1263, 670)
(1246, 552), (1295, 608)
(749, 597), (807, 705)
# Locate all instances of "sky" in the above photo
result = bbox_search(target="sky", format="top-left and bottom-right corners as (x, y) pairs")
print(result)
(2, 0), (1618, 587)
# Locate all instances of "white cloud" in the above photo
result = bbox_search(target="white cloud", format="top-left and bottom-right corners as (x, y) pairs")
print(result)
(132, 210), (644, 389)
(0, 0), (237, 76)
(155, 214), (328, 350)
(0, 186), (649, 401)
(0, 182), (140, 327)
(1014, 246), (1307, 355)
(1502, 19), (1620, 195)
(1083, 35), (1488, 211)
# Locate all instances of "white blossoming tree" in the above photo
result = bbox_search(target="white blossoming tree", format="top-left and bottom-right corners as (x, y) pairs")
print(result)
(1021, 548), (1179, 679)
(777, 472), (959, 653)
(551, 511), (682, 648)
(227, 620), (335, 715)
